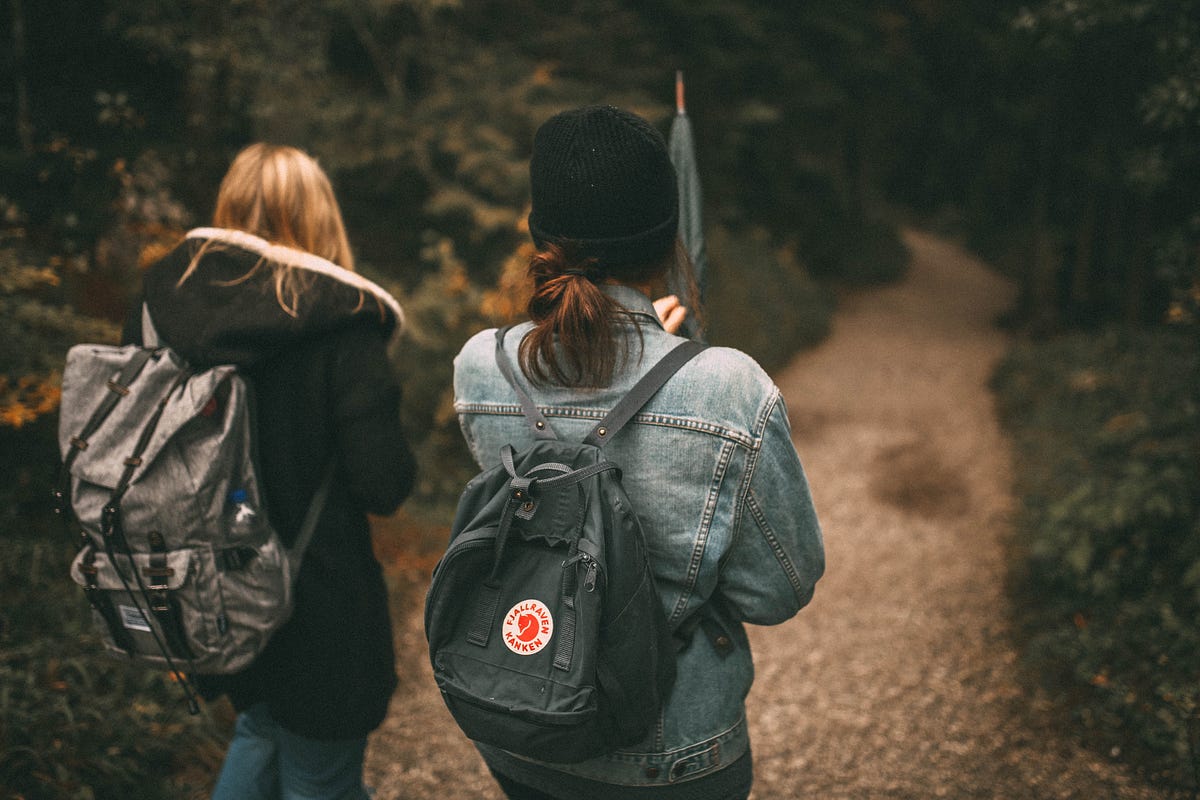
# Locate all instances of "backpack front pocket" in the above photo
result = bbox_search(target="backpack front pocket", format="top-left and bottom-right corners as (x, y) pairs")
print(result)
(70, 544), (220, 669)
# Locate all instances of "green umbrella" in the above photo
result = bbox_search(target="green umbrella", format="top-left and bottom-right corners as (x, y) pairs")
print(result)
(668, 71), (707, 340)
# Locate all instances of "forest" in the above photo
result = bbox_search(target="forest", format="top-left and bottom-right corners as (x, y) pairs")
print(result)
(1, 1), (1197, 797)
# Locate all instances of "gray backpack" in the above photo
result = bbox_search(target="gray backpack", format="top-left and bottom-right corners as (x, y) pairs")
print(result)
(56, 308), (329, 710)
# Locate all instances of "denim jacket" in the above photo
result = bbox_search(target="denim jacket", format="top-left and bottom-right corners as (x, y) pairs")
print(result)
(452, 285), (824, 788)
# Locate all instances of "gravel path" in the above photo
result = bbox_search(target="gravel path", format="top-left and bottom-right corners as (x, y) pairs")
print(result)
(363, 229), (1169, 798)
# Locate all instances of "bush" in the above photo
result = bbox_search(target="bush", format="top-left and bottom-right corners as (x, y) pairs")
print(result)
(993, 327), (1200, 788)
(0, 421), (227, 800)
(705, 225), (835, 373)
(375, 235), (500, 515)
(748, 165), (909, 289)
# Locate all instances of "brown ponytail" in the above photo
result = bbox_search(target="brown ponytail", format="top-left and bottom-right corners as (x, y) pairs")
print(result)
(519, 245), (635, 388)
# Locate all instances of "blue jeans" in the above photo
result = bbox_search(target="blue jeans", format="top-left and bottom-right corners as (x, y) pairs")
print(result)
(211, 703), (370, 800)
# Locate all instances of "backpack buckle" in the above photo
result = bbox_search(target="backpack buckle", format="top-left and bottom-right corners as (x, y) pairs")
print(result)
(100, 505), (121, 538)
(149, 589), (171, 613)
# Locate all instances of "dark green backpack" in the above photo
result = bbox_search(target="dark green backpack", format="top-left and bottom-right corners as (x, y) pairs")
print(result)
(425, 328), (705, 764)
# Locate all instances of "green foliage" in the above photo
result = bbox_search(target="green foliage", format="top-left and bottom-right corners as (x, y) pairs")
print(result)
(0, 487), (226, 800)
(893, 0), (1200, 327)
(99, 0), (914, 291)
(0, 200), (120, 430)
(993, 328), (1200, 786)
(705, 226), (834, 374)
(372, 234), (497, 514)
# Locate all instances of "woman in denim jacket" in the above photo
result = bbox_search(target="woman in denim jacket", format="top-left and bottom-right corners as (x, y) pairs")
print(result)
(453, 105), (824, 800)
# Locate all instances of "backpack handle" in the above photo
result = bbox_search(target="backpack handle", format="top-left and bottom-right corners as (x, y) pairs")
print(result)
(494, 327), (707, 447)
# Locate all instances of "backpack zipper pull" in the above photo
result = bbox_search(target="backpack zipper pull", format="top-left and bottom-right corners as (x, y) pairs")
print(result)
(563, 551), (599, 592)
(583, 556), (599, 593)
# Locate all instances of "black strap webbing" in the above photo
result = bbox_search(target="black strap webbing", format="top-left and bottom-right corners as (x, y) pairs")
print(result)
(552, 556), (579, 671)
(467, 583), (501, 648)
(79, 547), (139, 655)
(63, 348), (157, 476)
(107, 368), (191, 510)
(144, 531), (195, 661)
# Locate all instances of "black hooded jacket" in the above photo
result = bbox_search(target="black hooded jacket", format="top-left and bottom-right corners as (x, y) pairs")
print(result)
(123, 227), (416, 740)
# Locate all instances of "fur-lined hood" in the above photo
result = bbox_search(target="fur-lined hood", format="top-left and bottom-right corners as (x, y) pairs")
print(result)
(138, 227), (405, 367)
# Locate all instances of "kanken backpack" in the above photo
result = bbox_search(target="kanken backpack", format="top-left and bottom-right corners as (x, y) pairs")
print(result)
(425, 327), (706, 764)
(55, 307), (330, 710)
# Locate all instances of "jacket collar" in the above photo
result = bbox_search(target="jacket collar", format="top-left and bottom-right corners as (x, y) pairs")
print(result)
(140, 227), (405, 367)
(601, 283), (664, 330)
(186, 227), (405, 331)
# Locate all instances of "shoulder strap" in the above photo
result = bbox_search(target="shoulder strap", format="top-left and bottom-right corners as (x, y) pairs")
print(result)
(494, 326), (557, 440)
(143, 299), (329, 567)
(583, 339), (707, 447)
(141, 303), (161, 348)
(493, 326), (707, 448)
(288, 463), (336, 567)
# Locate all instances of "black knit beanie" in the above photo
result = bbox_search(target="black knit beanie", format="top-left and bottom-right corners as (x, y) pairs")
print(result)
(528, 105), (679, 268)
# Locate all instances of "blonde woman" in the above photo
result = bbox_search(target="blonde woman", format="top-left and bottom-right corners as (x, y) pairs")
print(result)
(123, 144), (414, 799)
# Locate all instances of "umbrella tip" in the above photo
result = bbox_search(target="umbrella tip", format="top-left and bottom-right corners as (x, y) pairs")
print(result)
(675, 70), (685, 114)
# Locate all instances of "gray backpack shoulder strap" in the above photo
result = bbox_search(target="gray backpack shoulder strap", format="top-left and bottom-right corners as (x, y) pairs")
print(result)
(141, 299), (330, 570)
(494, 326), (557, 440)
(289, 463), (336, 563)
(582, 340), (707, 447)
(493, 326), (707, 448)
(142, 303), (161, 348)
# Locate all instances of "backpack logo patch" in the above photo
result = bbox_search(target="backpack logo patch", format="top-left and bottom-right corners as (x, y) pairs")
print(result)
(119, 604), (152, 632)
(502, 599), (553, 655)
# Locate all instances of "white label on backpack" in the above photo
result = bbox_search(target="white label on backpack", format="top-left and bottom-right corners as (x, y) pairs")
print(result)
(119, 604), (152, 632)
(502, 599), (553, 655)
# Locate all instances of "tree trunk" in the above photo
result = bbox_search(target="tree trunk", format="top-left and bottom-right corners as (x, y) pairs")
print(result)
(1124, 201), (1151, 324)
(11, 0), (34, 154)
(1025, 108), (1061, 333)
(844, 120), (867, 222)
(1030, 179), (1059, 332)
(347, 3), (405, 102)
(1070, 191), (1097, 318)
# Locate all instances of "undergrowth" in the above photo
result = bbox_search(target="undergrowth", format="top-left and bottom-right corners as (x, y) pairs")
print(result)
(0, 424), (227, 800)
(993, 326), (1200, 790)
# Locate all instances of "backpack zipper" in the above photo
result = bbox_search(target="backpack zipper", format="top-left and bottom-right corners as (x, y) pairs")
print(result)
(562, 551), (600, 593)
(579, 554), (599, 592)
(553, 547), (587, 672)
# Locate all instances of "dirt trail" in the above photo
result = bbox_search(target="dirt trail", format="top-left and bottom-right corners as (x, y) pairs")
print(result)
(363, 229), (1166, 798)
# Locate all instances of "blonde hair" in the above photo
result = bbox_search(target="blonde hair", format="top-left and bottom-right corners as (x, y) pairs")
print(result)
(181, 143), (357, 316)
